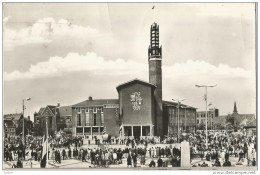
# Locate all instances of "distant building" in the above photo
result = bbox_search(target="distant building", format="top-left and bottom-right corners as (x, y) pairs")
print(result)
(207, 102), (256, 131)
(243, 119), (256, 137)
(196, 108), (219, 130)
(59, 106), (73, 136)
(4, 113), (22, 128)
(163, 101), (197, 135)
(226, 101), (255, 130)
(3, 120), (16, 138)
(71, 97), (119, 137)
(17, 116), (33, 136)
(36, 105), (59, 136)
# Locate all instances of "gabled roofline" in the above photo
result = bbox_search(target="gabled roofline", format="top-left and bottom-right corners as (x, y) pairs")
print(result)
(116, 78), (156, 92)
(72, 99), (119, 107)
(162, 100), (197, 109)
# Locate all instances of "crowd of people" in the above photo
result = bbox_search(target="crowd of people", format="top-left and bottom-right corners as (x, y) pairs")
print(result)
(3, 128), (257, 168)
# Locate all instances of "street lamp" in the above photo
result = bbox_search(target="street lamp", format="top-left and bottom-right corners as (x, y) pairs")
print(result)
(172, 98), (186, 143)
(23, 97), (31, 145)
(195, 84), (216, 149)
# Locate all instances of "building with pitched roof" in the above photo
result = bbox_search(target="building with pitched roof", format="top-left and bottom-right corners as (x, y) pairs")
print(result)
(3, 120), (16, 138)
(72, 97), (119, 137)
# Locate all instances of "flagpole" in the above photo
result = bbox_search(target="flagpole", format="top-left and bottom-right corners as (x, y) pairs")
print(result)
(46, 116), (48, 168)
(153, 6), (155, 22)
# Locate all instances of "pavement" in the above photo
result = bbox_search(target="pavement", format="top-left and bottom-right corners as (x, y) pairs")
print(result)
(3, 143), (257, 170)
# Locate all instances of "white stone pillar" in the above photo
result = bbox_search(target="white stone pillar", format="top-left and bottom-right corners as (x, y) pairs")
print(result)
(90, 126), (92, 136)
(141, 125), (143, 137)
(131, 126), (134, 136)
(83, 127), (84, 135)
(181, 141), (190, 167)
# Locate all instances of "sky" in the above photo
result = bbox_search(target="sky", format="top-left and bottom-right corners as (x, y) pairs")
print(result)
(3, 3), (256, 120)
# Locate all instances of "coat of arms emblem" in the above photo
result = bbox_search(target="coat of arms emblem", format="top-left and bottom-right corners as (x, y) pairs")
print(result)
(130, 92), (143, 110)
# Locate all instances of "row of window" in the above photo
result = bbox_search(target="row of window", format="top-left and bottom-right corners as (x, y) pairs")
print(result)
(197, 114), (214, 118)
(197, 119), (214, 125)
(77, 113), (104, 126)
(5, 128), (15, 132)
(76, 107), (103, 113)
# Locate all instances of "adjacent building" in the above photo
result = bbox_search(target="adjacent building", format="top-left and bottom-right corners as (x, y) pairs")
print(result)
(196, 108), (219, 130)
(59, 106), (73, 136)
(36, 105), (60, 136)
(72, 97), (119, 137)
(4, 120), (16, 138)
(163, 101), (197, 135)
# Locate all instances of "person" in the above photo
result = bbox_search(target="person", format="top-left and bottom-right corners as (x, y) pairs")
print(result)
(132, 153), (137, 167)
(16, 159), (23, 168)
(223, 159), (231, 167)
(252, 158), (256, 166)
(213, 158), (221, 167)
(149, 159), (156, 167)
(68, 148), (71, 159)
(157, 157), (163, 167)
(206, 151), (211, 161)
(225, 150), (229, 161)
(200, 161), (208, 167)
(82, 149), (86, 162)
(62, 149), (66, 160)
(127, 154), (132, 167)
(238, 149), (244, 162)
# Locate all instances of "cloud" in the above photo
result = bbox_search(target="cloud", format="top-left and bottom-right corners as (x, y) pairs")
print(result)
(4, 52), (254, 83)
(3, 17), (102, 50)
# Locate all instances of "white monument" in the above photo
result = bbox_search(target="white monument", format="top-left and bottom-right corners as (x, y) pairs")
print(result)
(181, 140), (190, 167)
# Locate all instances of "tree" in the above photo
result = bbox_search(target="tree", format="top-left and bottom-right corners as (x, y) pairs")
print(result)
(197, 122), (205, 130)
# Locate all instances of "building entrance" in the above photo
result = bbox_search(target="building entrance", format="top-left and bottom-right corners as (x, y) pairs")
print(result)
(133, 126), (141, 138)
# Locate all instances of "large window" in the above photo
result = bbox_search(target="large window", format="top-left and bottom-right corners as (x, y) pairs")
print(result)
(77, 114), (81, 126)
(86, 113), (90, 126)
(101, 113), (104, 126)
(93, 114), (97, 126)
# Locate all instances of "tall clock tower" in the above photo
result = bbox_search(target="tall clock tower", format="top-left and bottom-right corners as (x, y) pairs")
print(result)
(148, 23), (163, 136)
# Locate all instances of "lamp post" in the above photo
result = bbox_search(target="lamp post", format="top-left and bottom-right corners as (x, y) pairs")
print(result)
(195, 84), (216, 149)
(22, 97), (31, 145)
(172, 98), (186, 143)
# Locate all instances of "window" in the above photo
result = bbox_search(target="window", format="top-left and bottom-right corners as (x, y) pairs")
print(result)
(85, 108), (89, 113)
(77, 114), (81, 126)
(77, 108), (81, 113)
(86, 113), (90, 126)
(197, 120), (199, 124)
(101, 113), (104, 125)
(5, 128), (7, 132)
(93, 114), (97, 126)
(93, 107), (97, 113)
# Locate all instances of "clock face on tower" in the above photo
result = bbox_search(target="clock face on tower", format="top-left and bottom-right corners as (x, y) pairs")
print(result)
(130, 92), (143, 111)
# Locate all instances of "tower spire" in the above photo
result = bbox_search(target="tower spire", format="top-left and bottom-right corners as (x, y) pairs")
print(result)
(148, 22), (163, 136)
(233, 101), (238, 114)
(148, 23), (162, 60)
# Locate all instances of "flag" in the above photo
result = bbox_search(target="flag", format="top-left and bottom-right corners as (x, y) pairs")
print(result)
(119, 125), (123, 134)
(40, 135), (47, 168)
(152, 6), (154, 9)
(102, 126), (106, 135)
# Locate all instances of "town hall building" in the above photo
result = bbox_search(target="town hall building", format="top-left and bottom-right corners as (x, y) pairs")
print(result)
(71, 22), (197, 138)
